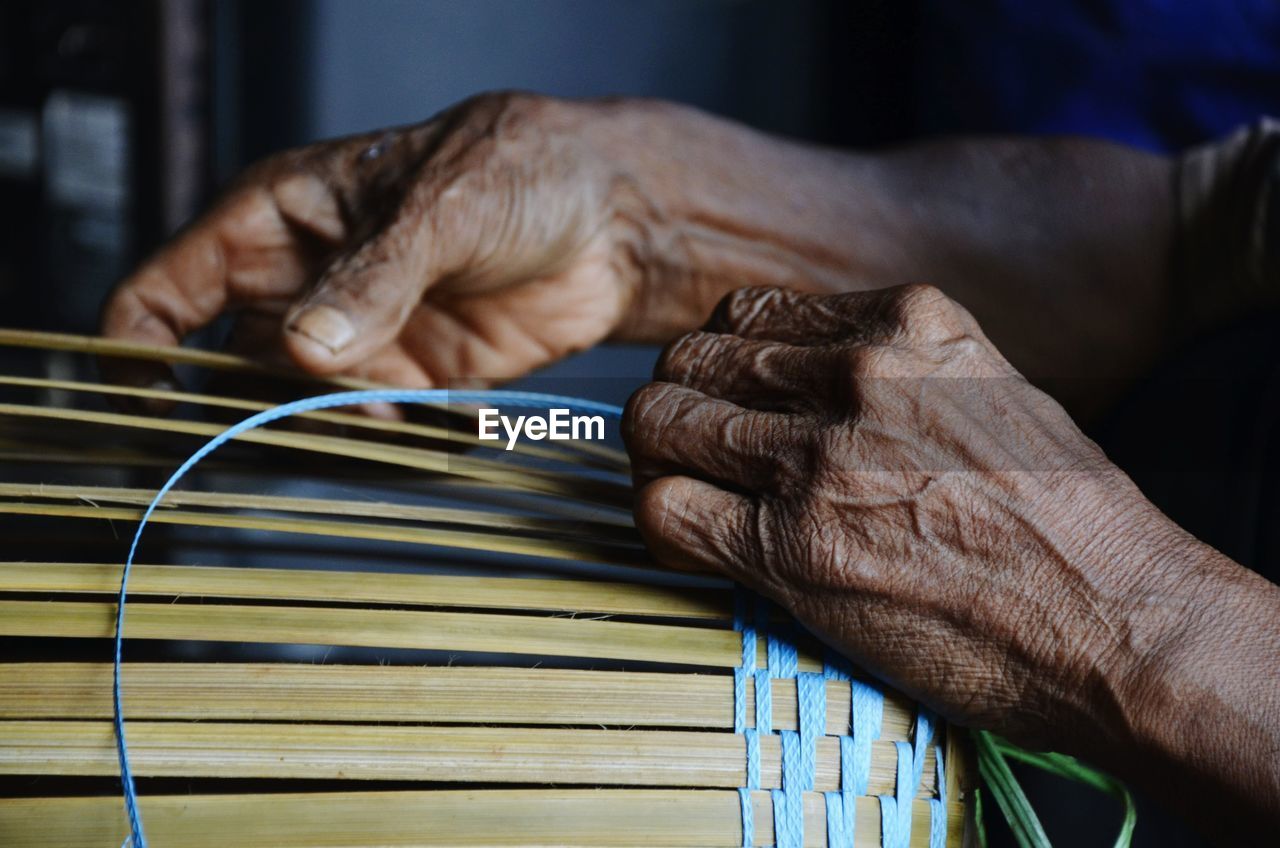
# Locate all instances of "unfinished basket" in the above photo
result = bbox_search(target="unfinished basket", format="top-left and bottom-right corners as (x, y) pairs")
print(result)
(0, 329), (972, 847)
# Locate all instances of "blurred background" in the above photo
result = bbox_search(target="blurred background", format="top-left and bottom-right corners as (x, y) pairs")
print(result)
(1, 2), (1278, 846)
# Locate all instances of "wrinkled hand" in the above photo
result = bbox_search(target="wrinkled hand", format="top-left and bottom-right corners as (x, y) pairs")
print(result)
(102, 92), (711, 391)
(625, 284), (1182, 748)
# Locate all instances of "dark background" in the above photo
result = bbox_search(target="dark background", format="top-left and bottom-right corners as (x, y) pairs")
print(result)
(3, 2), (1279, 845)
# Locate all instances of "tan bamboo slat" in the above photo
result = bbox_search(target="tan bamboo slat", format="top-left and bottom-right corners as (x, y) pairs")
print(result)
(0, 402), (632, 506)
(0, 720), (936, 795)
(0, 373), (630, 469)
(0, 599), (824, 670)
(0, 790), (964, 848)
(0, 482), (639, 536)
(0, 663), (915, 736)
(0, 503), (645, 566)
(0, 330), (627, 467)
(0, 563), (715, 618)
(0, 328), (365, 382)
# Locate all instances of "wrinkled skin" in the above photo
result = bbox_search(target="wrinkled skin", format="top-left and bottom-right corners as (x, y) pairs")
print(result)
(624, 286), (1280, 843)
(104, 93), (655, 391)
(624, 284), (1161, 744)
(103, 91), (1186, 420)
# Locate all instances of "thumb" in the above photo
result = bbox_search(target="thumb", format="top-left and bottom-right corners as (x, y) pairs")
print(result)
(283, 206), (438, 375)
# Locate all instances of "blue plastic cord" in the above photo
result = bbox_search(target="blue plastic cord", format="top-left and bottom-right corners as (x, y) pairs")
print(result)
(738, 786), (755, 848)
(850, 679), (885, 796)
(111, 389), (624, 848)
(824, 789), (855, 848)
(796, 672), (825, 792)
(930, 744), (948, 848)
(823, 656), (858, 847)
(732, 589), (754, 735)
(878, 710), (935, 848)
(767, 600), (806, 848)
(733, 586), (760, 846)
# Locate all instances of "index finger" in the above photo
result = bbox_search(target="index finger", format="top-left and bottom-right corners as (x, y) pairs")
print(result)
(99, 169), (347, 391)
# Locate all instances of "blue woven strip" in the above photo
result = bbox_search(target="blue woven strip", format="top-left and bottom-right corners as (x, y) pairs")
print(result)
(739, 786), (755, 848)
(110, 389), (625, 848)
(768, 610), (810, 846)
(929, 744), (948, 848)
(745, 728), (762, 790)
(822, 652), (852, 682)
(913, 713), (934, 786)
(732, 589), (754, 735)
(879, 711), (935, 848)
(733, 586), (761, 845)
(767, 633), (799, 679)
(823, 654), (855, 847)
(734, 588), (754, 665)
(771, 788), (804, 848)
(780, 731), (801, 792)
(734, 667), (751, 735)
(824, 790), (855, 848)
(879, 741), (914, 848)
(849, 680), (883, 797)
(754, 668), (773, 735)
(838, 736), (857, 797)
(796, 672), (826, 791)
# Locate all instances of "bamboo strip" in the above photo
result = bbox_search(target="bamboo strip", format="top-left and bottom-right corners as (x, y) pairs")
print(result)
(0, 503), (645, 566)
(0, 373), (629, 469)
(0, 563), (715, 617)
(0, 328), (377, 387)
(0, 720), (935, 795)
(0, 664), (913, 737)
(0, 403), (632, 506)
(0, 789), (962, 847)
(0, 330), (626, 468)
(0, 482), (639, 537)
(0, 600), (824, 670)
(0, 442), (222, 470)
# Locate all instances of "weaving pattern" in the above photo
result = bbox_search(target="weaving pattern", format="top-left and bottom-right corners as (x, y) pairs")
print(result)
(879, 711), (947, 847)
(733, 597), (952, 847)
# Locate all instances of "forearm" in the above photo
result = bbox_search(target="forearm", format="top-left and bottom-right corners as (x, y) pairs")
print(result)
(596, 101), (1201, 417)
(589, 102), (1171, 368)
(863, 137), (1176, 418)
(1078, 515), (1280, 841)
(585, 98), (885, 337)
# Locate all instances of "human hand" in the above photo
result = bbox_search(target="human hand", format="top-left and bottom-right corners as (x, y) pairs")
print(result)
(623, 284), (1193, 750)
(102, 92), (785, 393)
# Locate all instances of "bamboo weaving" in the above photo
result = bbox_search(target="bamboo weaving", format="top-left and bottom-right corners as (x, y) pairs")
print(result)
(0, 329), (971, 847)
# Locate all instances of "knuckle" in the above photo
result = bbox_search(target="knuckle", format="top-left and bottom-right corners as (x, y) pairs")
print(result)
(837, 343), (884, 378)
(886, 283), (970, 343)
(716, 411), (759, 456)
(888, 282), (946, 320)
(459, 90), (557, 143)
(654, 331), (718, 383)
(942, 333), (989, 363)
(622, 382), (678, 447)
(707, 286), (788, 334)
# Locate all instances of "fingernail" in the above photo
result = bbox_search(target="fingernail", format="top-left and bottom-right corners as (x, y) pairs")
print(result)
(288, 305), (355, 355)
